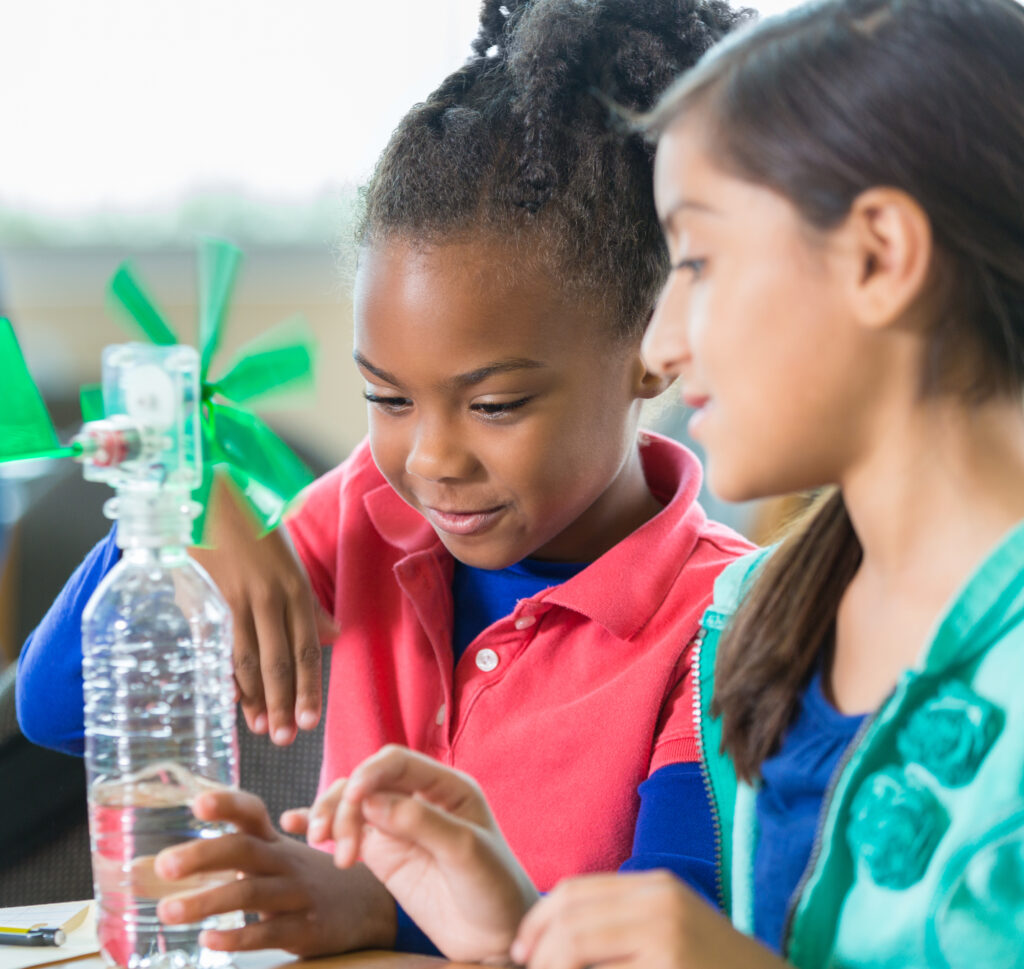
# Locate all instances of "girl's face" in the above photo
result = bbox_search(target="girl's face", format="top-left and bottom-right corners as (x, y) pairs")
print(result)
(643, 118), (887, 502)
(354, 235), (658, 569)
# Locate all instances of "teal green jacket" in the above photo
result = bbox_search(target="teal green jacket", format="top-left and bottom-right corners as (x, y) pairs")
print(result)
(696, 522), (1024, 969)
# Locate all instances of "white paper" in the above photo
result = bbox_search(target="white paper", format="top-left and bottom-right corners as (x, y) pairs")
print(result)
(0, 902), (97, 969)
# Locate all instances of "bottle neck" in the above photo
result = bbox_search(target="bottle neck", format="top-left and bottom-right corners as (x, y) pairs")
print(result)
(106, 488), (197, 552)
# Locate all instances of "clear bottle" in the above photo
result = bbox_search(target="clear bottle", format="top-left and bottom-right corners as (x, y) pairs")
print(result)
(82, 396), (242, 967)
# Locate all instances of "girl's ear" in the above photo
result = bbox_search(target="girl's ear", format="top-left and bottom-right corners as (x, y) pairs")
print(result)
(840, 187), (933, 331)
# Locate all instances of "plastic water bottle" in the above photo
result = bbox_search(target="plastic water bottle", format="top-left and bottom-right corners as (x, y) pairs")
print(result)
(83, 487), (241, 969)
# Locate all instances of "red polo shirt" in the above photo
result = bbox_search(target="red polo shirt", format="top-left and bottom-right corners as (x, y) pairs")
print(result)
(287, 432), (751, 889)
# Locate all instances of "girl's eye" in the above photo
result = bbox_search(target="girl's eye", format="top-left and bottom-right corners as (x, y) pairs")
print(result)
(471, 397), (533, 420)
(363, 391), (411, 413)
(672, 257), (707, 280)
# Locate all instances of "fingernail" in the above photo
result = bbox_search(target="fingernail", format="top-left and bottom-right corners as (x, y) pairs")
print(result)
(308, 818), (326, 842)
(155, 854), (178, 879)
(273, 726), (294, 745)
(162, 900), (184, 923)
(298, 710), (318, 730)
(253, 714), (268, 733)
(510, 940), (525, 963)
(333, 837), (352, 863)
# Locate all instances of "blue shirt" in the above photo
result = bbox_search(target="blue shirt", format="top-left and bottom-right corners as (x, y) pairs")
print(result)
(753, 668), (865, 951)
(451, 557), (587, 662)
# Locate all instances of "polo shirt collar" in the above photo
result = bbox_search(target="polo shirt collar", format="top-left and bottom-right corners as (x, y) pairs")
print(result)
(362, 431), (707, 639)
(364, 483), (441, 555)
(538, 432), (706, 640)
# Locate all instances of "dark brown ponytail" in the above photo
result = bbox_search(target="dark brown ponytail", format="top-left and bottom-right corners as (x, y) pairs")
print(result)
(712, 490), (861, 781)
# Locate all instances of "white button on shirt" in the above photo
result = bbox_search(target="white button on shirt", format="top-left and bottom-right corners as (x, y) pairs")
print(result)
(475, 648), (500, 672)
(435, 703), (446, 725)
(514, 615), (536, 630)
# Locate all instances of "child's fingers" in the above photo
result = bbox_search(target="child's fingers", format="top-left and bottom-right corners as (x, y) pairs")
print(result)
(520, 906), (646, 969)
(198, 911), (321, 954)
(252, 599), (298, 747)
(157, 871), (307, 926)
(512, 875), (622, 965)
(155, 831), (282, 886)
(330, 795), (365, 869)
(286, 594), (325, 732)
(302, 778), (367, 868)
(279, 807), (310, 836)
(191, 789), (277, 839)
(305, 777), (348, 844)
(233, 610), (269, 735)
(358, 789), (486, 866)
(347, 745), (491, 824)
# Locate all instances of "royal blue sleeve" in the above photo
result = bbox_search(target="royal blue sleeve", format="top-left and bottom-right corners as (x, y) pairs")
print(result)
(393, 904), (442, 956)
(16, 526), (121, 756)
(619, 762), (719, 908)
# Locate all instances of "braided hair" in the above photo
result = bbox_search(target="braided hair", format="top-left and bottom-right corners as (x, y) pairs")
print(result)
(358, 0), (753, 338)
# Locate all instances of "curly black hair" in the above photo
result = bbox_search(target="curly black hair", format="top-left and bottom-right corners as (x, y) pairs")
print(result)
(357, 0), (754, 338)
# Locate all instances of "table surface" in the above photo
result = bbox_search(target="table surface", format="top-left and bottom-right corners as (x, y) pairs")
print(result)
(0, 906), (478, 969)
(68, 954), (476, 969)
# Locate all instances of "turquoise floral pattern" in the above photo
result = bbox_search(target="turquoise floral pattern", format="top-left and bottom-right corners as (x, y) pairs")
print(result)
(848, 767), (948, 889)
(897, 681), (1003, 787)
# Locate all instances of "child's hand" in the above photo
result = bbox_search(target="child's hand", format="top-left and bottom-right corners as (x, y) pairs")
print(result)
(284, 745), (540, 965)
(190, 476), (339, 746)
(511, 871), (788, 969)
(154, 789), (394, 957)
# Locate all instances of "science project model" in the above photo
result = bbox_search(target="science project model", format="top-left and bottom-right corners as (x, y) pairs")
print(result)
(0, 239), (315, 969)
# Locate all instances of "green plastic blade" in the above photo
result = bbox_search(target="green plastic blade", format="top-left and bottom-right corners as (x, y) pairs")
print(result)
(208, 317), (315, 404)
(0, 318), (62, 461)
(224, 465), (292, 534)
(198, 238), (242, 381)
(80, 383), (105, 422)
(189, 448), (217, 547)
(108, 263), (178, 345)
(0, 443), (81, 464)
(207, 402), (313, 521)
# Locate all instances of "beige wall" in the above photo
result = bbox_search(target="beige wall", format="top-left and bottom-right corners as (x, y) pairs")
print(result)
(0, 243), (367, 469)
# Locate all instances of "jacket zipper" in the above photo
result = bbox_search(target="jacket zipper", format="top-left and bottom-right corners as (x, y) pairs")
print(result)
(691, 627), (726, 912)
(779, 700), (883, 956)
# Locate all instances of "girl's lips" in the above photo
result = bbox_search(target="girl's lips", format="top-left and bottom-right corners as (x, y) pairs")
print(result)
(681, 392), (710, 410)
(682, 395), (713, 439)
(423, 505), (506, 536)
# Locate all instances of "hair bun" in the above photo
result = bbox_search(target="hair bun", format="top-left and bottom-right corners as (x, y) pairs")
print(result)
(471, 0), (529, 59)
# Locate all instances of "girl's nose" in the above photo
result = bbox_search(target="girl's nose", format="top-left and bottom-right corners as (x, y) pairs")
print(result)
(405, 418), (475, 481)
(642, 278), (691, 378)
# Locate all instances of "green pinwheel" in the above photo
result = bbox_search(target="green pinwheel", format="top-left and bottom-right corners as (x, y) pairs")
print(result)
(98, 238), (317, 543)
(0, 316), (85, 463)
(0, 238), (317, 546)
